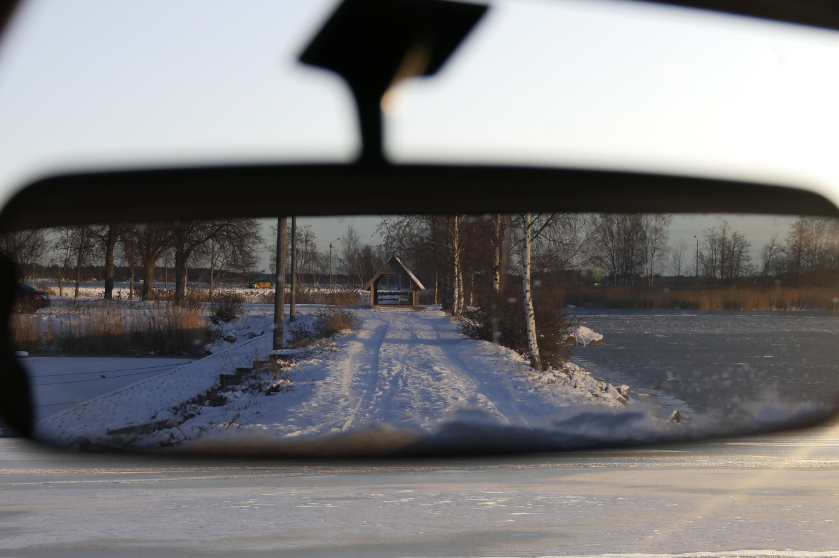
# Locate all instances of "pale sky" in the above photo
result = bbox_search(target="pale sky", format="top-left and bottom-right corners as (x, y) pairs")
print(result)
(0, 0), (837, 261)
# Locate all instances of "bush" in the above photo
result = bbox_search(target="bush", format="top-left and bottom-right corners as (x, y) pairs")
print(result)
(458, 282), (576, 371)
(210, 291), (244, 323)
(286, 320), (315, 348)
(313, 306), (361, 338)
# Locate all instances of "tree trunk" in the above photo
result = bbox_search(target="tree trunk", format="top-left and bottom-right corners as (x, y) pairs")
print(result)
(104, 224), (117, 300)
(142, 261), (156, 301)
(209, 258), (215, 302)
(457, 265), (464, 314)
(174, 244), (187, 307)
(441, 271), (451, 312)
(74, 228), (86, 300)
(522, 213), (541, 371)
(452, 216), (461, 316)
(129, 264), (135, 300)
(273, 216), (287, 350)
(290, 216), (297, 322)
(493, 213), (502, 293)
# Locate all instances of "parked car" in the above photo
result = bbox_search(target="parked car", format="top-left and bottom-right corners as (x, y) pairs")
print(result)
(14, 282), (50, 313)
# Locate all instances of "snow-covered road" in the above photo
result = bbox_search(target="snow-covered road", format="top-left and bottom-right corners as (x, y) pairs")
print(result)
(37, 307), (627, 447)
(3, 420), (839, 557)
(285, 308), (526, 435)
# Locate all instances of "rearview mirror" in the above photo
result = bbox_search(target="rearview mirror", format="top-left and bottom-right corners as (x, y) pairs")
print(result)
(2, 192), (838, 457)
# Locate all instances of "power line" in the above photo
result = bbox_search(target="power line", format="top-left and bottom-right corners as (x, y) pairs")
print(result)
(29, 361), (193, 379)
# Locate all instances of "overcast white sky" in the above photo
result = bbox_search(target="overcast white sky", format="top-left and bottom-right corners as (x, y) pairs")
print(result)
(0, 0), (837, 263)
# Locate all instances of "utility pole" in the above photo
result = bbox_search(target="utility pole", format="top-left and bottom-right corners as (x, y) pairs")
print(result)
(694, 235), (699, 287)
(329, 237), (341, 290)
(273, 216), (288, 350)
(290, 216), (297, 322)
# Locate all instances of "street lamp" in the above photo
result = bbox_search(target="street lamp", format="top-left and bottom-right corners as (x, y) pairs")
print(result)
(329, 238), (341, 290)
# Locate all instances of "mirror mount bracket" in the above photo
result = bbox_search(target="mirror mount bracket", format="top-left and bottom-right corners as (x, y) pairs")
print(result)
(299, 0), (487, 165)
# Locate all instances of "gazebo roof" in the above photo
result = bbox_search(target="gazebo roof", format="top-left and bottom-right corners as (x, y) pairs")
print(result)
(364, 255), (426, 291)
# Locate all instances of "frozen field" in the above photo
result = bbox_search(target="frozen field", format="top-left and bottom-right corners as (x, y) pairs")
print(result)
(571, 309), (839, 414)
(22, 356), (194, 422)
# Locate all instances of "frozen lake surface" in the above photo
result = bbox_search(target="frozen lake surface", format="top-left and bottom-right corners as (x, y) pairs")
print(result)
(570, 309), (839, 415)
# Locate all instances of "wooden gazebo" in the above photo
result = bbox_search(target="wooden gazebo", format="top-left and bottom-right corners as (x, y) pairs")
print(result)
(364, 256), (426, 308)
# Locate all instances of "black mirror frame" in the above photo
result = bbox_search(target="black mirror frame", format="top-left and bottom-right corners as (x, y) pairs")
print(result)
(1, 162), (838, 443)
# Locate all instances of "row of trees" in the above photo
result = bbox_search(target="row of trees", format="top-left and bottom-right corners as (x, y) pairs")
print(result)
(376, 214), (839, 370)
(269, 223), (391, 289)
(2, 220), (262, 304)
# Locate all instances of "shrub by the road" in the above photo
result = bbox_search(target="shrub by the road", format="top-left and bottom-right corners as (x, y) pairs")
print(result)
(211, 291), (244, 323)
(313, 306), (361, 338)
(458, 283), (576, 370)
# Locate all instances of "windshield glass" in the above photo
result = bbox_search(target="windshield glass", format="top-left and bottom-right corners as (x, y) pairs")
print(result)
(1, 1), (839, 206)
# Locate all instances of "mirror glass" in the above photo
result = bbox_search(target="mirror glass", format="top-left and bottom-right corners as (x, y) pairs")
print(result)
(5, 212), (838, 454)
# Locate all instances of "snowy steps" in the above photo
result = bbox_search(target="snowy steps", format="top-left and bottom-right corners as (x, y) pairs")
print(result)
(219, 358), (290, 388)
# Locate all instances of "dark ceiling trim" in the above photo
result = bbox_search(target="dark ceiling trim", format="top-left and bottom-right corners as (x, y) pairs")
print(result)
(637, 0), (839, 31)
(1, 164), (836, 231)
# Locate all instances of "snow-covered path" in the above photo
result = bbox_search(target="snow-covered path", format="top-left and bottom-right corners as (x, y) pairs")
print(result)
(226, 307), (609, 441)
(38, 306), (625, 446)
(287, 309), (517, 435)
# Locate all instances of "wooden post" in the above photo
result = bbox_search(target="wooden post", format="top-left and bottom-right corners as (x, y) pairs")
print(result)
(290, 216), (297, 322)
(273, 216), (287, 350)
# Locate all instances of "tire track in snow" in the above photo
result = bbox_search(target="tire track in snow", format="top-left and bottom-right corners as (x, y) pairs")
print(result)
(428, 317), (516, 424)
(341, 320), (388, 431)
(371, 322), (419, 424)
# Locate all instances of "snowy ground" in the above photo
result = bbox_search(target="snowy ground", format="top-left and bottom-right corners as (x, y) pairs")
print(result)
(22, 356), (194, 422)
(36, 305), (655, 450)
(3, 422), (839, 556)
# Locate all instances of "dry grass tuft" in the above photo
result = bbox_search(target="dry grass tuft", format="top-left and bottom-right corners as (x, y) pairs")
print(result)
(11, 299), (209, 355)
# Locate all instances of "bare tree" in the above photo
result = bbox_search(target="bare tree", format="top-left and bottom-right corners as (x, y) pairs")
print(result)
(520, 213), (540, 370)
(511, 213), (561, 371)
(87, 223), (121, 299)
(198, 219), (261, 301)
(50, 228), (77, 296)
(117, 233), (141, 300)
(760, 234), (781, 280)
(641, 214), (672, 285)
(340, 225), (361, 288)
(125, 223), (172, 301)
(1, 229), (48, 284)
(71, 226), (95, 299)
(701, 221), (752, 283)
(590, 214), (645, 285)
(670, 238), (688, 278)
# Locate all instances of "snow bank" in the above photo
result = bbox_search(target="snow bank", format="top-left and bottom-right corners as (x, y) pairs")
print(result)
(567, 325), (604, 346)
(36, 307), (311, 444)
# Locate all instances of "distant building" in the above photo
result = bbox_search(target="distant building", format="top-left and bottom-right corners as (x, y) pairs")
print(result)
(364, 255), (425, 308)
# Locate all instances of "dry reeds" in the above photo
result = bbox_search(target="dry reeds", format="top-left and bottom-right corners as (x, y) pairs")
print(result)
(10, 299), (209, 355)
(562, 285), (839, 311)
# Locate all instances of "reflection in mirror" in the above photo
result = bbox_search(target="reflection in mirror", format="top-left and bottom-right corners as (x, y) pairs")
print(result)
(4, 213), (839, 454)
